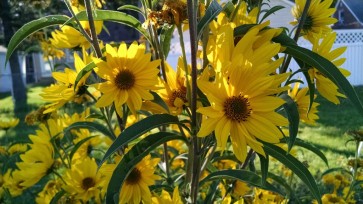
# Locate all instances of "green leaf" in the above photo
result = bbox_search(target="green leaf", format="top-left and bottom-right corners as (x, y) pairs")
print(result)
(100, 114), (180, 165)
(234, 24), (257, 37)
(150, 91), (170, 113)
(106, 132), (186, 203)
(197, 0), (223, 38)
(160, 25), (175, 58)
(263, 172), (296, 199)
(69, 136), (96, 162)
(222, 2), (235, 17)
(283, 44), (363, 116)
(6, 15), (70, 65)
(200, 169), (284, 196)
(279, 94), (299, 152)
(321, 167), (352, 177)
(259, 6), (285, 23)
(73, 61), (97, 91)
(117, 5), (145, 17)
(64, 121), (115, 141)
(263, 143), (322, 203)
(293, 138), (329, 167)
(258, 154), (269, 186)
(50, 189), (66, 204)
(72, 10), (151, 43)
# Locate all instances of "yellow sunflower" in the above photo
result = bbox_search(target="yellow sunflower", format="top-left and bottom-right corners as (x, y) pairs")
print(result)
(309, 32), (350, 104)
(291, 0), (337, 42)
(36, 179), (62, 204)
(93, 42), (161, 116)
(151, 187), (182, 204)
(40, 39), (65, 60)
(0, 118), (19, 131)
(198, 28), (288, 162)
(63, 157), (106, 202)
(158, 58), (188, 115)
(288, 82), (319, 125)
(119, 154), (160, 204)
(41, 51), (92, 113)
(16, 141), (54, 188)
(50, 7), (103, 49)
(2, 169), (26, 197)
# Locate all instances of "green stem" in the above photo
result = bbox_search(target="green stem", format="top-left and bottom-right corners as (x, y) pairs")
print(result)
(345, 141), (359, 200)
(280, 0), (311, 74)
(150, 25), (168, 83)
(177, 25), (192, 106)
(84, 0), (103, 58)
(63, 0), (93, 44)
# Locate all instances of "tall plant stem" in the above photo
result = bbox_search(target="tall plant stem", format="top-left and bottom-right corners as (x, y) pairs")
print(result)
(177, 25), (192, 105)
(280, 0), (311, 74)
(187, 0), (200, 202)
(84, 0), (102, 58)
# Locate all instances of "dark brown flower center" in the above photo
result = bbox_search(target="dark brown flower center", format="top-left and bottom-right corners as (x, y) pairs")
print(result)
(170, 89), (187, 106)
(223, 95), (251, 122)
(82, 177), (96, 190)
(125, 168), (141, 185)
(114, 70), (135, 90)
(302, 15), (313, 32)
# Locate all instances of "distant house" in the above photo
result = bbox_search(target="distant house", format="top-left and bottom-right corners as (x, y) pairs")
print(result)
(333, 0), (363, 29)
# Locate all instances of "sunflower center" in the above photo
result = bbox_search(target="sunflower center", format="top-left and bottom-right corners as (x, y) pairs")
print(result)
(82, 177), (96, 190)
(125, 168), (141, 185)
(114, 70), (135, 90)
(223, 95), (251, 122)
(170, 89), (187, 106)
(302, 15), (313, 31)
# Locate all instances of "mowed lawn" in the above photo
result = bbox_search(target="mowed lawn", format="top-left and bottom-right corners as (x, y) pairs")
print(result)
(1, 82), (363, 171)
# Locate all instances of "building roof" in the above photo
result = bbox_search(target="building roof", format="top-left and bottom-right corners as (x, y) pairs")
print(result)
(342, 0), (363, 24)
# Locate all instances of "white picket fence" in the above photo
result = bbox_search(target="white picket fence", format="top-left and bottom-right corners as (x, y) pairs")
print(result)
(167, 29), (363, 86)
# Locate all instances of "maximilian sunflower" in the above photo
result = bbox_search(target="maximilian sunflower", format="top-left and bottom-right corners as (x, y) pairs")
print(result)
(63, 157), (105, 202)
(291, 0), (337, 43)
(93, 42), (160, 116)
(198, 28), (288, 162)
(309, 32), (349, 104)
(119, 154), (160, 204)
(288, 83), (319, 125)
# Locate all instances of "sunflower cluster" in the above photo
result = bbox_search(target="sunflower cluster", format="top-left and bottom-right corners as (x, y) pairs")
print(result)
(2, 0), (361, 203)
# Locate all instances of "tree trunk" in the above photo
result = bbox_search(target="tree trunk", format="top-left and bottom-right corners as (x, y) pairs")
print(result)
(1, 0), (28, 115)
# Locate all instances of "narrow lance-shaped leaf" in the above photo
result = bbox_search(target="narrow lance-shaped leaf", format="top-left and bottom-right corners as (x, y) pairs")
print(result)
(64, 121), (115, 141)
(6, 15), (70, 65)
(292, 138), (329, 167)
(117, 5), (145, 17)
(280, 93), (299, 152)
(160, 25), (175, 58)
(197, 0), (223, 38)
(281, 44), (363, 116)
(74, 61), (97, 91)
(105, 132), (186, 203)
(69, 136), (96, 162)
(263, 143), (322, 204)
(100, 114), (180, 165)
(200, 169), (284, 196)
(258, 154), (269, 186)
(70, 10), (151, 43)
(259, 6), (285, 23)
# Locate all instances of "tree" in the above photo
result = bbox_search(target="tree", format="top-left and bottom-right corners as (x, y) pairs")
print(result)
(1, 0), (27, 115)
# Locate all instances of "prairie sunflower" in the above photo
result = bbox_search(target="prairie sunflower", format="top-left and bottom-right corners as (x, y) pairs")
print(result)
(291, 0), (337, 42)
(309, 32), (349, 104)
(198, 28), (288, 162)
(151, 187), (182, 204)
(288, 83), (319, 125)
(63, 157), (105, 202)
(36, 180), (62, 204)
(119, 155), (160, 204)
(93, 42), (160, 116)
